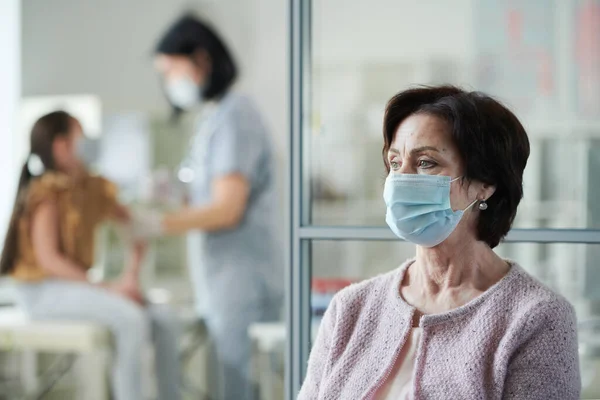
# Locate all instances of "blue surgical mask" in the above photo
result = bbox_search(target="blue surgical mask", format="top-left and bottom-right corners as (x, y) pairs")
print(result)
(383, 174), (477, 247)
(165, 76), (201, 110)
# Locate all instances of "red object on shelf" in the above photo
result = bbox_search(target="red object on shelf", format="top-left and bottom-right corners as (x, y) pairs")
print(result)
(312, 278), (354, 294)
(576, 0), (600, 116)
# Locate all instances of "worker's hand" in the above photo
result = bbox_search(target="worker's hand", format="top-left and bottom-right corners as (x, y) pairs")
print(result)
(129, 209), (164, 239)
(113, 204), (131, 223)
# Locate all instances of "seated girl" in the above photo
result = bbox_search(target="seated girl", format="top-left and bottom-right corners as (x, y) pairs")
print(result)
(0, 111), (181, 400)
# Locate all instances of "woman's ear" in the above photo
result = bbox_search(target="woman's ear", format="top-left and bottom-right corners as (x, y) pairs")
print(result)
(192, 49), (212, 74)
(480, 183), (497, 202)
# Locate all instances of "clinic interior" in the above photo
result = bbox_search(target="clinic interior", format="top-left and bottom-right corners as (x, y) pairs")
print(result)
(1, 1), (600, 400)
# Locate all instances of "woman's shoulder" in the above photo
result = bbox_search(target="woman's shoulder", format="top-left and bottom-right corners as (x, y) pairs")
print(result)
(504, 262), (576, 324)
(319, 263), (411, 356)
(221, 91), (253, 107)
(219, 92), (262, 120)
(213, 92), (269, 143)
(335, 269), (399, 301)
(330, 261), (410, 317)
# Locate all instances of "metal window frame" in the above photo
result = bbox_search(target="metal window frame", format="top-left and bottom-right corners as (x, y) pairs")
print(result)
(298, 227), (600, 243)
(287, 0), (311, 398)
(286, 0), (600, 397)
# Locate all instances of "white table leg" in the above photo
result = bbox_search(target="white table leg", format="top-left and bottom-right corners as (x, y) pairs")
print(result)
(20, 350), (38, 396)
(78, 351), (109, 400)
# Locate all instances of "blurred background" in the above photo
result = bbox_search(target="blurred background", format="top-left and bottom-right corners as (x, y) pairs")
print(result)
(1, 0), (600, 399)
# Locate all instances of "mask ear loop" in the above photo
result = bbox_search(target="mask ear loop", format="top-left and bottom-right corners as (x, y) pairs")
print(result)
(450, 177), (481, 212)
(463, 198), (479, 212)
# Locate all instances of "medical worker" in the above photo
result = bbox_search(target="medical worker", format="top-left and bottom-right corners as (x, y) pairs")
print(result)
(150, 15), (283, 400)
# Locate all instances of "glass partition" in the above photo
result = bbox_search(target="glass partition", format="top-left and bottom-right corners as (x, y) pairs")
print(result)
(305, 0), (600, 229)
(289, 1), (600, 399)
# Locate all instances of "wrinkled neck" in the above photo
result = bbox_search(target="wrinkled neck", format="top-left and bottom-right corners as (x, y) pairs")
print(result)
(414, 241), (508, 292)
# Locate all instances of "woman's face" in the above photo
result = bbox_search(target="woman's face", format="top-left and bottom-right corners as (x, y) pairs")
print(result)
(154, 53), (208, 86)
(53, 119), (84, 174)
(386, 113), (484, 213)
(155, 53), (212, 109)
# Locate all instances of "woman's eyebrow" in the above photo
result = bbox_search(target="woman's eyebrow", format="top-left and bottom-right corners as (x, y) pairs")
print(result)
(388, 146), (441, 156)
(410, 146), (440, 155)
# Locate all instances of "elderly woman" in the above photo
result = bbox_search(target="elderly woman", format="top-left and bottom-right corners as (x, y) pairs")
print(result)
(298, 86), (580, 399)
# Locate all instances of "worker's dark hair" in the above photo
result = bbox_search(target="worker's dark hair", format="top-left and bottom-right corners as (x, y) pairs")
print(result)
(0, 111), (75, 274)
(155, 14), (237, 108)
(383, 85), (530, 248)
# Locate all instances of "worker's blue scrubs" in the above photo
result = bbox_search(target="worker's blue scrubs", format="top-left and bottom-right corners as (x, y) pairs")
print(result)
(183, 92), (283, 400)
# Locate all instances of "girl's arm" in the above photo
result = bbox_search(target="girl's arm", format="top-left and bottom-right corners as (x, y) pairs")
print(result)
(109, 202), (146, 303)
(32, 200), (144, 305)
(119, 241), (146, 282)
(113, 240), (146, 305)
(31, 200), (88, 281)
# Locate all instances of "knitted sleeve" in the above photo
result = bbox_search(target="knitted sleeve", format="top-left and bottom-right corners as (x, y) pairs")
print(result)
(503, 299), (581, 399)
(298, 295), (339, 399)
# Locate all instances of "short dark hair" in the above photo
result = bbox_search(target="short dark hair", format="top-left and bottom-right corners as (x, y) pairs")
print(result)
(382, 85), (530, 248)
(155, 14), (237, 101)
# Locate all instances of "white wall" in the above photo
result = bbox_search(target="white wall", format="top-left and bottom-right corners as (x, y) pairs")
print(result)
(21, 0), (288, 116)
(21, 0), (288, 144)
(0, 0), (21, 244)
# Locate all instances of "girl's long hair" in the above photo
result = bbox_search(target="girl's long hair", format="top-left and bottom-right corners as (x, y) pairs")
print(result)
(0, 111), (74, 274)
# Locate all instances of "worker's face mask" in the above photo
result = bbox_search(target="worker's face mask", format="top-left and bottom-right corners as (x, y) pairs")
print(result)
(383, 174), (477, 247)
(165, 76), (201, 110)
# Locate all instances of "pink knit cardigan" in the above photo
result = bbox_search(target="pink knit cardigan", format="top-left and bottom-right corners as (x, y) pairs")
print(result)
(298, 260), (580, 399)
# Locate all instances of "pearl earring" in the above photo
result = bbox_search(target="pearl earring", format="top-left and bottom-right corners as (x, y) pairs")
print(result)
(478, 200), (488, 211)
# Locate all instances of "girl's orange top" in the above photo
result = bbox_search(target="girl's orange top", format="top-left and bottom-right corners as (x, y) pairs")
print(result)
(11, 171), (119, 281)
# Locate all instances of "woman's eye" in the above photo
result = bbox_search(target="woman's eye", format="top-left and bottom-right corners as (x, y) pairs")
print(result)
(390, 161), (400, 170)
(418, 160), (435, 169)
